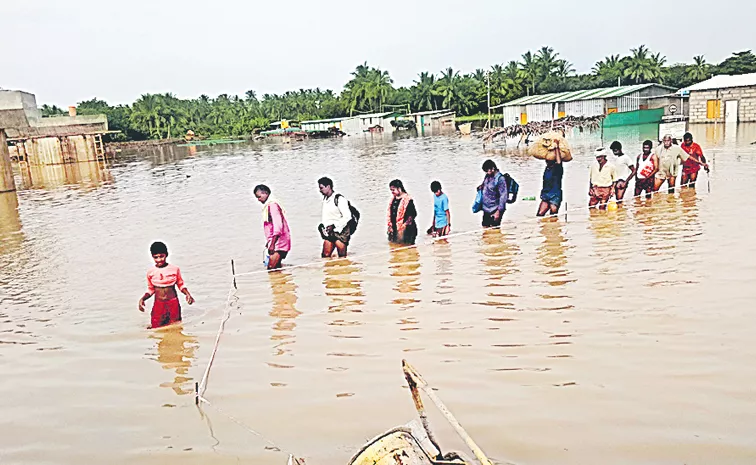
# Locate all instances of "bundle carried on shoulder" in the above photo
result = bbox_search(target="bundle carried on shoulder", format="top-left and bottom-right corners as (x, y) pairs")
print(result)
(527, 131), (573, 162)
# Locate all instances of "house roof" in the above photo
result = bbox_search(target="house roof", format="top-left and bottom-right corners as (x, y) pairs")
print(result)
(353, 111), (401, 119)
(405, 109), (454, 116)
(300, 117), (347, 124)
(493, 83), (675, 108)
(681, 72), (756, 93)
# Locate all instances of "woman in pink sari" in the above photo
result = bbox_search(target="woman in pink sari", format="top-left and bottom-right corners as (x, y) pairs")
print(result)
(253, 184), (291, 270)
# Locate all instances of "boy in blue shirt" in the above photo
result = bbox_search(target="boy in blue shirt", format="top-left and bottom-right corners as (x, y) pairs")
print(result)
(427, 181), (451, 237)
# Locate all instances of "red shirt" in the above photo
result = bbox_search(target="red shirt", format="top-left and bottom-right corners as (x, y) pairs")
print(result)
(681, 142), (704, 174)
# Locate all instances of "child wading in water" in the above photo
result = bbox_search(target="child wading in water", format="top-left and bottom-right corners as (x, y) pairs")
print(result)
(427, 180), (450, 237)
(138, 242), (194, 328)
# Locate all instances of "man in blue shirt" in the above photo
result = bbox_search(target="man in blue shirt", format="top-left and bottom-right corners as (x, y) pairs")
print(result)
(428, 180), (450, 237)
(478, 159), (508, 227)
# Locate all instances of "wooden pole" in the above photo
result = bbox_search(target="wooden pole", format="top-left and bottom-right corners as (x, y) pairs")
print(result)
(402, 360), (494, 465)
(403, 361), (443, 457)
(231, 259), (237, 290)
(0, 130), (16, 193)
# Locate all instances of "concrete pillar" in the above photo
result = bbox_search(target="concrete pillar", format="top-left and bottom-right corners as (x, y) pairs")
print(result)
(0, 129), (17, 193)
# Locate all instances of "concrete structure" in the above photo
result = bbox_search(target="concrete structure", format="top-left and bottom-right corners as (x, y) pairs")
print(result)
(0, 90), (110, 165)
(493, 83), (674, 126)
(683, 73), (756, 124)
(405, 109), (456, 135)
(0, 130), (16, 193)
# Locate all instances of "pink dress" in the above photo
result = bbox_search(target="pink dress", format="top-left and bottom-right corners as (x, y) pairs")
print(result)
(264, 202), (291, 252)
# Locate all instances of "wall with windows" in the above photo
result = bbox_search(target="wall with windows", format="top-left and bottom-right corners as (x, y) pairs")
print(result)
(689, 86), (756, 123)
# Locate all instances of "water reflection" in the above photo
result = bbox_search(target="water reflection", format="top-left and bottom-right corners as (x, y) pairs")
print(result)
(431, 241), (454, 303)
(388, 245), (421, 308)
(18, 161), (113, 190)
(0, 192), (23, 256)
(148, 324), (198, 396)
(476, 229), (520, 310)
(536, 219), (570, 284)
(268, 270), (301, 357)
(588, 207), (632, 268)
(323, 259), (365, 313)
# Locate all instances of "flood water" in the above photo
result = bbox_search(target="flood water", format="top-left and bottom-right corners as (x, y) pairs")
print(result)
(2, 123), (756, 465)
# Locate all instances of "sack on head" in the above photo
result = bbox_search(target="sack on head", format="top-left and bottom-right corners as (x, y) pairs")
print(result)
(527, 131), (573, 162)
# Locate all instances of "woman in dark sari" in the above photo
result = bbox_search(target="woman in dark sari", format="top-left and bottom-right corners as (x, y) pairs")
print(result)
(387, 179), (417, 245)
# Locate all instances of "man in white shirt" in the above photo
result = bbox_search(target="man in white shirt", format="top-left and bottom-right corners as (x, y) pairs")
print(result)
(654, 134), (690, 194)
(318, 177), (352, 258)
(609, 141), (637, 204)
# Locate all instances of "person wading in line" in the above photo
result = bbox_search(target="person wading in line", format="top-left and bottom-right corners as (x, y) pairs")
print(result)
(428, 180), (451, 237)
(609, 141), (636, 204)
(680, 132), (709, 188)
(588, 147), (617, 210)
(537, 139), (564, 217)
(387, 179), (418, 245)
(655, 134), (693, 194)
(477, 159), (508, 227)
(318, 177), (352, 258)
(635, 140), (659, 200)
(253, 184), (291, 270)
(138, 241), (195, 329)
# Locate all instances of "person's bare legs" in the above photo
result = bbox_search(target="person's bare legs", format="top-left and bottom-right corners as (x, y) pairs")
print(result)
(667, 176), (676, 194)
(615, 181), (627, 204)
(267, 251), (283, 270)
(654, 177), (666, 193)
(322, 241), (335, 258)
(550, 203), (560, 215)
(335, 240), (348, 257)
(537, 200), (550, 217)
(688, 171), (699, 188)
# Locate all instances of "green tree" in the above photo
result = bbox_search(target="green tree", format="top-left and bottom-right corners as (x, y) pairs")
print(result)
(687, 55), (710, 82)
(412, 72), (437, 111)
(624, 45), (655, 83)
(716, 50), (756, 75)
(519, 51), (540, 95)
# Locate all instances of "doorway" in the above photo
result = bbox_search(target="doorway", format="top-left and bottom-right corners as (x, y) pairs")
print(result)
(725, 100), (739, 123)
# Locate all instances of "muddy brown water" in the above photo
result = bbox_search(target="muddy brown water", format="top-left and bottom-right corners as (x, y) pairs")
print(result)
(1, 123), (756, 465)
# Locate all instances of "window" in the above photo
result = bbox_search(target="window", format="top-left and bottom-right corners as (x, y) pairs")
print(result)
(706, 100), (721, 119)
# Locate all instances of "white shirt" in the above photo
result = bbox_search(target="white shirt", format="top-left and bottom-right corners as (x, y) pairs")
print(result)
(321, 192), (351, 232)
(613, 154), (635, 181)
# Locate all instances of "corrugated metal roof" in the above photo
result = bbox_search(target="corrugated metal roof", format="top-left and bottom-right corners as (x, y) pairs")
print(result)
(494, 83), (674, 108)
(301, 117), (347, 124)
(682, 72), (756, 92)
(405, 109), (454, 116)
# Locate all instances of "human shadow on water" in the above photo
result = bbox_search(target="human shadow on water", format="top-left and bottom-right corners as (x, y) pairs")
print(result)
(268, 269), (301, 358)
(148, 324), (198, 396)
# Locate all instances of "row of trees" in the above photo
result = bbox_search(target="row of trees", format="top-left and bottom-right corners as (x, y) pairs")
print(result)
(47, 48), (756, 141)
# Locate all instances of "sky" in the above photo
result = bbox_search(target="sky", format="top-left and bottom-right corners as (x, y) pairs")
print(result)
(2, 0), (753, 107)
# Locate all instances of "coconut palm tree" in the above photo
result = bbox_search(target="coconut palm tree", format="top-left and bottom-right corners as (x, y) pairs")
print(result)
(593, 54), (625, 85)
(520, 51), (540, 95)
(412, 72), (437, 111)
(624, 45), (655, 84)
(687, 55), (710, 81)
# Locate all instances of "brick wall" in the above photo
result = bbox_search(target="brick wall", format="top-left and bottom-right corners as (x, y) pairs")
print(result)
(689, 85), (756, 123)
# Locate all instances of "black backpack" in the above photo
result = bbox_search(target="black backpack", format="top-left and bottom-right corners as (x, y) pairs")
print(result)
(335, 194), (361, 234)
(503, 173), (519, 204)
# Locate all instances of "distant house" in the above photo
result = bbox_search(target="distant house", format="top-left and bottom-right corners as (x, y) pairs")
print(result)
(300, 117), (347, 133)
(492, 83), (674, 126)
(405, 109), (456, 135)
(0, 90), (110, 165)
(340, 112), (402, 135)
(682, 72), (756, 123)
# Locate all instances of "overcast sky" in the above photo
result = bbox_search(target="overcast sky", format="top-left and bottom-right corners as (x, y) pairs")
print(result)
(3, 0), (752, 107)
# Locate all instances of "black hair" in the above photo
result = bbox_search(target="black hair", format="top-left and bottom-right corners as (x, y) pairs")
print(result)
(642, 139), (653, 148)
(482, 159), (497, 171)
(253, 184), (270, 195)
(430, 181), (442, 192)
(683, 132), (693, 140)
(609, 141), (622, 151)
(389, 179), (406, 193)
(150, 241), (168, 256)
(318, 177), (333, 188)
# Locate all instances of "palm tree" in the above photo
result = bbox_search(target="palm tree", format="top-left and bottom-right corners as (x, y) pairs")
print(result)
(593, 54), (624, 85)
(687, 55), (709, 81)
(649, 52), (668, 82)
(435, 67), (462, 110)
(520, 51), (540, 95)
(554, 60), (575, 78)
(536, 46), (560, 79)
(412, 72), (436, 111)
(131, 94), (162, 139)
(624, 45), (655, 84)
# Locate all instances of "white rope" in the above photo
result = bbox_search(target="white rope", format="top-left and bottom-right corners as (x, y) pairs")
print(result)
(197, 286), (237, 397)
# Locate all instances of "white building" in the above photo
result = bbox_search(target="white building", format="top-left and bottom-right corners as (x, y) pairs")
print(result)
(682, 72), (756, 124)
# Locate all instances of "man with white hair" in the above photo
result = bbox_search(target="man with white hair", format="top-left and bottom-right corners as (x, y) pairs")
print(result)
(588, 147), (617, 210)
(654, 134), (690, 194)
